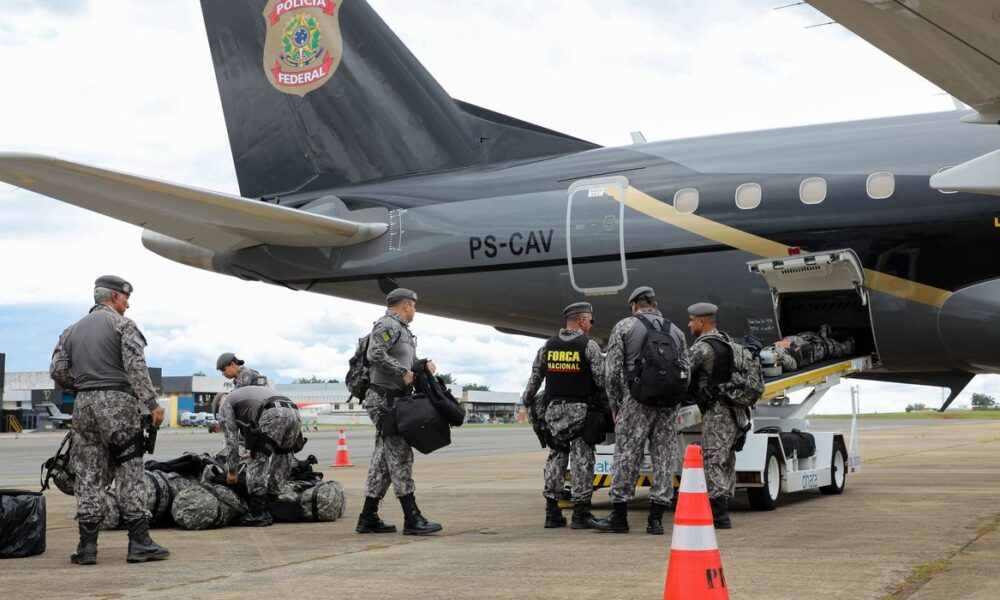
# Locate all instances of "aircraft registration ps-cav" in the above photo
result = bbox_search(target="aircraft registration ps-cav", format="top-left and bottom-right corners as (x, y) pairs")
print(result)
(1, 0), (999, 408)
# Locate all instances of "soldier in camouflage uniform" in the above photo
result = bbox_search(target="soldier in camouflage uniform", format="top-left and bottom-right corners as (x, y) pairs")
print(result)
(220, 385), (302, 526)
(590, 287), (689, 535)
(522, 302), (606, 530)
(765, 328), (855, 374)
(215, 353), (261, 456)
(50, 275), (169, 565)
(356, 288), (442, 536)
(217, 352), (263, 388)
(687, 302), (749, 529)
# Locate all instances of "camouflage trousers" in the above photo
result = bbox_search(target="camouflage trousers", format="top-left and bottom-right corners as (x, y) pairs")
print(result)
(71, 391), (148, 524)
(247, 406), (300, 497)
(701, 402), (742, 499)
(363, 388), (415, 499)
(542, 437), (595, 503)
(609, 397), (678, 506)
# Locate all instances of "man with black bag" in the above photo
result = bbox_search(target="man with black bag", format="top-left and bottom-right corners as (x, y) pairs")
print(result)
(687, 302), (756, 530)
(356, 288), (442, 536)
(590, 287), (689, 535)
(49, 275), (169, 565)
(220, 385), (304, 526)
(521, 302), (606, 530)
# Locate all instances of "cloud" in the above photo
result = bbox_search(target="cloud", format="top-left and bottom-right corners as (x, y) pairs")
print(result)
(0, 0), (991, 411)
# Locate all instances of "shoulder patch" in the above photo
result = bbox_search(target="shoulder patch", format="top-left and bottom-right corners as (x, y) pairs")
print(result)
(380, 330), (392, 342)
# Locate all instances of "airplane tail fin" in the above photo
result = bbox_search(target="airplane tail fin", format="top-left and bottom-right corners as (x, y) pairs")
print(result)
(200, 0), (598, 199)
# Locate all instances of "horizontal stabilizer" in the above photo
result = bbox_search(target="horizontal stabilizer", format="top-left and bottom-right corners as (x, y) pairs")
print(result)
(0, 153), (387, 252)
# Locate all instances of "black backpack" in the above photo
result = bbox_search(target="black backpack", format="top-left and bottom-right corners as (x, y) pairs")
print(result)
(628, 315), (686, 407)
(345, 334), (371, 400)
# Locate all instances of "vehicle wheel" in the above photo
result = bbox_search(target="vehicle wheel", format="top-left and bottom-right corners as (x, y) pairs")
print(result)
(747, 445), (782, 511)
(820, 442), (847, 495)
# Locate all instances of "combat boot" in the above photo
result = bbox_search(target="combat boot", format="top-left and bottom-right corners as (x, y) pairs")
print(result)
(125, 518), (170, 563)
(710, 496), (732, 529)
(589, 502), (629, 533)
(70, 521), (100, 565)
(238, 495), (274, 527)
(646, 502), (667, 535)
(399, 493), (442, 536)
(544, 498), (567, 528)
(356, 496), (397, 534)
(570, 502), (595, 530)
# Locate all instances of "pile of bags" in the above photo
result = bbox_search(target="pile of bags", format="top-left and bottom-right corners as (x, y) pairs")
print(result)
(41, 434), (346, 531)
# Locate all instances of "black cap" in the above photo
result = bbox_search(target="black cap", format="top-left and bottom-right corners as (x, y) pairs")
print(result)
(687, 302), (719, 317)
(562, 302), (594, 320)
(627, 286), (655, 306)
(386, 288), (418, 305)
(95, 275), (133, 296)
(216, 352), (244, 371)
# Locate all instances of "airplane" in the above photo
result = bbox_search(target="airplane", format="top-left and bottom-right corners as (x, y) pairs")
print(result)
(1, 0), (998, 409)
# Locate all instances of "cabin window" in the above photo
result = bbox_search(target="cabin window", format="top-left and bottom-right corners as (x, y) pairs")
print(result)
(935, 166), (958, 194)
(673, 188), (699, 214)
(735, 183), (762, 210)
(799, 177), (827, 205)
(866, 172), (895, 199)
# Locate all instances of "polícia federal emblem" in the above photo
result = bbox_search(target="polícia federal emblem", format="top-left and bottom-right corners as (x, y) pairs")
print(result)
(262, 0), (343, 96)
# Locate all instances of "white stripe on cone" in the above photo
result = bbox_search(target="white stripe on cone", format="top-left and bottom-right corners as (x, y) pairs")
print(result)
(670, 524), (720, 551)
(678, 468), (708, 493)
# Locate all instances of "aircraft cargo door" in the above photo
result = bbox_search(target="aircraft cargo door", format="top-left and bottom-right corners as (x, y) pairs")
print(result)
(566, 177), (628, 295)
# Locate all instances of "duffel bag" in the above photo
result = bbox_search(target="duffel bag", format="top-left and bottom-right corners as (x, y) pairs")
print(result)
(171, 484), (248, 530)
(0, 490), (46, 558)
(270, 480), (347, 523)
(395, 393), (451, 454)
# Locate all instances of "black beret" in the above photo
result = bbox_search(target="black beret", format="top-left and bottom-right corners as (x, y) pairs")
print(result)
(627, 286), (655, 306)
(562, 302), (594, 319)
(95, 275), (133, 296)
(216, 352), (244, 371)
(386, 288), (418, 305)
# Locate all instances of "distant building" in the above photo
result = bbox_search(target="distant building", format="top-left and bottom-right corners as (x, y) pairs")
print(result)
(463, 390), (522, 420)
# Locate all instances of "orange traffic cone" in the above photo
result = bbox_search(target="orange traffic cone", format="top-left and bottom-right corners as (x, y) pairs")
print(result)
(663, 444), (729, 600)
(331, 428), (354, 467)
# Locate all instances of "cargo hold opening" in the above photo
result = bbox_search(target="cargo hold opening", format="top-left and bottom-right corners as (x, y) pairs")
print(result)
(749, 249), (879, 362)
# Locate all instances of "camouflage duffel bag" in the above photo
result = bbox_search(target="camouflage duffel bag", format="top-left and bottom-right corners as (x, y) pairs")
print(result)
(40, 431), (76, 496)
(171, 483), (248, 530)
(144, 471), (197, 524)
(98, 489), (122, 531)
(269, 480), (347, 523)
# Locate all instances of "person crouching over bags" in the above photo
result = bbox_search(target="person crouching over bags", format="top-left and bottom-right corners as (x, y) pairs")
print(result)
(356, 288), (442, 536)
(521, 302), (607, 530)
(219, 386), (305, 526)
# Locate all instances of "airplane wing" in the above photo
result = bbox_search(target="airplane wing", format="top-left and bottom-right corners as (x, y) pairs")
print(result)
(806, 1), (1000, 123)
(0, 153), (387, 252)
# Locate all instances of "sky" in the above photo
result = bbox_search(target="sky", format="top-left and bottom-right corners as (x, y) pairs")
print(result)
(0, 0), (996, 413)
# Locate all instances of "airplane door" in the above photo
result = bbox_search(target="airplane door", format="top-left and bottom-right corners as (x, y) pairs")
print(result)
(566, 177), (628, 295)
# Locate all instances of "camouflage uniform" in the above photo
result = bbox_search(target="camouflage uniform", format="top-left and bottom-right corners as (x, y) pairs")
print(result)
(363, 312), (418, 499)
(233, 366), (262, 388)
(767, 331), (855, 372)
(605, 308), (689, 506)
(522, 329), (605, 503)
(220, 396), (300, 497)
(50, 304), (160, 525)
(688, 330), (747, 500)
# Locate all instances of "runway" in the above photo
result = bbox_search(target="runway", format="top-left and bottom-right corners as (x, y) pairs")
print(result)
(2, 419), (999, 599)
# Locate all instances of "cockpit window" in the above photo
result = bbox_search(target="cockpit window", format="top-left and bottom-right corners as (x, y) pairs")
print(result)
(673, 188), (699, 214)
(866, 172), (895, 199)
(799, 177), (827, 205)
(735, 183), (762, 210)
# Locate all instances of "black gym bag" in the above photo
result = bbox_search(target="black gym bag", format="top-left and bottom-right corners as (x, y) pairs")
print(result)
(395, 393), (451, 454)
(0, 490), (46, 558)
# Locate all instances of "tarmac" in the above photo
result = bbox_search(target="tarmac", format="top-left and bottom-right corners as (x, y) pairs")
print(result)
(1, 419), (999, 599)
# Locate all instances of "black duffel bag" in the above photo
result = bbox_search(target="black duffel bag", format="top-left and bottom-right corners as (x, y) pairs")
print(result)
(0, 490), (46, 558)
(395, 393), (451, 454)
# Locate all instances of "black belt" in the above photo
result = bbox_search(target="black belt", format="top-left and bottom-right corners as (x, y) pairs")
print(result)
(370, 384), (407, 399)
(80, 385), (135, 396)
(264, 399), (297, 411)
